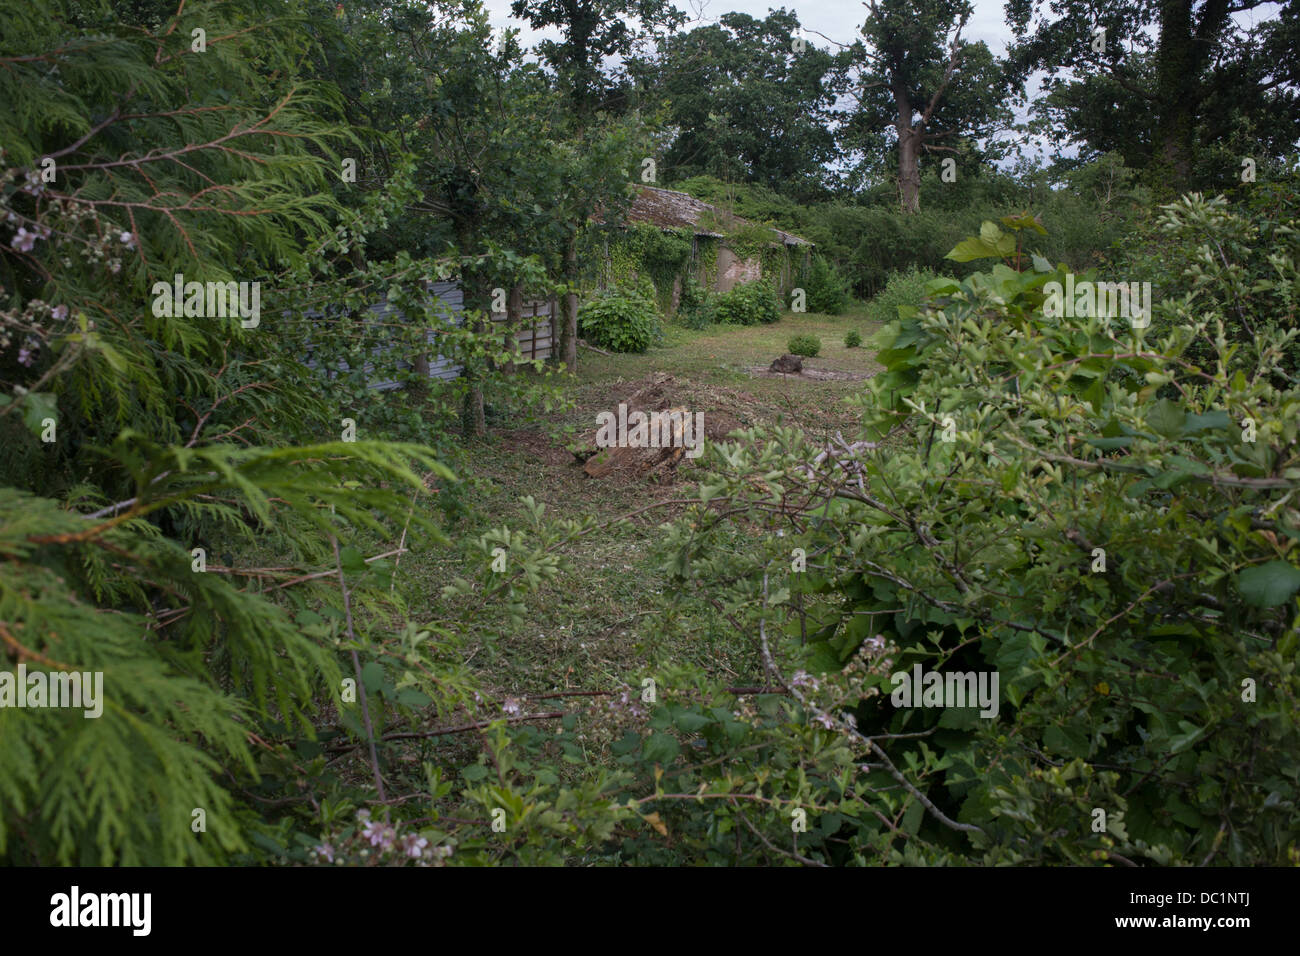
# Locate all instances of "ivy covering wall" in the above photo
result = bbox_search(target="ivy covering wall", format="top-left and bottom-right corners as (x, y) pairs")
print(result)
(585, 220), (810, 319)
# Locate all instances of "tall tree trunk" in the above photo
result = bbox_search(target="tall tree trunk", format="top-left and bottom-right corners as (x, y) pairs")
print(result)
(463, 332), (487, 438)
(454, 215), (487, 437)
(560, 230), (580, 372)
(411, 350), (430, 399)
(1152, 0), (1231, 188)
(459, 275), (487, 438)
(895, 84), (921, 214)
(502, 284), (522, 375)
(1153, 0), (1196, 185)
(897, 128), (922, 214)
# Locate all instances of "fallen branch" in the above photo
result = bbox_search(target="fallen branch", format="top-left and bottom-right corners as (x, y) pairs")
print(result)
(373, 711), (564, 743)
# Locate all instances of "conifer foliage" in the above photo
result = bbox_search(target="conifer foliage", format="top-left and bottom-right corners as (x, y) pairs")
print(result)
(0, 0), (451, 864)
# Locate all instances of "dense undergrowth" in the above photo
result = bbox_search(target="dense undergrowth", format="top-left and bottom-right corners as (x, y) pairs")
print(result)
(2, 0), (1296, 867)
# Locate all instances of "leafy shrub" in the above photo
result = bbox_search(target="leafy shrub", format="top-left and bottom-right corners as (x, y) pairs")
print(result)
(714, 279), (780, 326)
(863, 266), (940, 326)
(675, 274), (716, 329)
(786, 334), (820, 357)
(801, 255), (852, 314)
(579, 287), (659, 353)
(661, 203), (1300, 864)
(844, 329), (862, 348)
(1115, 182), (1300, 375)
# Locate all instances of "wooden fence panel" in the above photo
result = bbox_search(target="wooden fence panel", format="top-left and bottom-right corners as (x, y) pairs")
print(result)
(300, 282), (554, 390)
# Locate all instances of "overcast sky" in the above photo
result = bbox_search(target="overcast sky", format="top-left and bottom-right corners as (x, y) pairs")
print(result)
(480, 1), (1022, 56)
(480, 0), (1283, 51)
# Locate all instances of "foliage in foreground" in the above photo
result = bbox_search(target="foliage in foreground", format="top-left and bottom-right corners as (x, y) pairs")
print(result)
(301, 196), (1300, 867)
(656, 199), (1300, 864)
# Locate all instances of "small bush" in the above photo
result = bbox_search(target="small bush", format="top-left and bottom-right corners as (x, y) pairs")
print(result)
(844, 329), (862, 348)
(801, 255), (852, 314)
(787, 334), (820, 357)
(864, 266), (940, 325)
(579, 287), (658, 353)
(714, 280), (780, 326)
(676, 275), (716, 329)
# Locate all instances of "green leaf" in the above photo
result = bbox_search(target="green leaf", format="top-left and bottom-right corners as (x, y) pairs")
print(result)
(1085, 436), (1132, 450)
(669, 708), (712, 733)
(945, 236), (1004, 262)
(1237, 561), (1300, 608)
(339, 546), (367, 574)
(21, 392), (57, 436)
(1044, 724), (1090, 758)
(395, 688), (432, 708)
(1183, 410), (1231, 433)
(1083, 376), (1105, 414)
(1169, 721), (1205, 754)
(642, 732), (680, 764)
(360, 661), (384, 692)
(1145, 398), (1186, 438)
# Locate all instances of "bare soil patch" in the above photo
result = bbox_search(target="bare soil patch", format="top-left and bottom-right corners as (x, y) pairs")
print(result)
(745, 363), (875, 382)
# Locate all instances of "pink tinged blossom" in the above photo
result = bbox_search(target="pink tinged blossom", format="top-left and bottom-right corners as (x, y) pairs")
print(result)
(12, 227), (36, 252)
(51, 305), (68, 320)
(403, 834), (428, 858)
(502, 697), (522, 716)
(18, 347), (34, 367)
(314, 843), (335, 863)
(361, 818), (395, 850)
(814, 713), (835, 730)
(790, 670), (819, 691)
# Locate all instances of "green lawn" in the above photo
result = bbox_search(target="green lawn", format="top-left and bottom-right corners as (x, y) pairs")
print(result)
(569, 305), (884, 440)
(580, 306), (882, 387)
